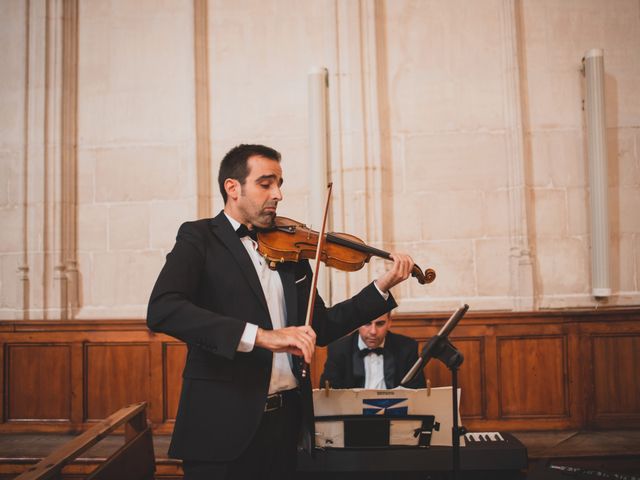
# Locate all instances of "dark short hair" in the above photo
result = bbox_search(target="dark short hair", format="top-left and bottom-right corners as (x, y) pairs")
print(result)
(218, 144), (281, 203)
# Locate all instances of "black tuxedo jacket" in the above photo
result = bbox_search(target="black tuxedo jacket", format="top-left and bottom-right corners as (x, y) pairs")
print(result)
(319, 331), (426, 389)
(147, 212), (396, 461)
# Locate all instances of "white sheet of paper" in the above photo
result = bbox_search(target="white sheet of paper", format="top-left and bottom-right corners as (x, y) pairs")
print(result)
(313, 386), (464, 447)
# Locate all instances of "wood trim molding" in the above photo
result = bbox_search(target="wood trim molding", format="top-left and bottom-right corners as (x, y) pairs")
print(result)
(0, 308), (637, 434)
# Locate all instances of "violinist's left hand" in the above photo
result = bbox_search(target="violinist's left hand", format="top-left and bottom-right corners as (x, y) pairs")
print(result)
(374, 253), (414, 293)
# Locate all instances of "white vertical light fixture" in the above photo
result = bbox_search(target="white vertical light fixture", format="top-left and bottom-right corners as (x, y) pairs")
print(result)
(583, 49), (610, 298)
(308, 67), (331, 302)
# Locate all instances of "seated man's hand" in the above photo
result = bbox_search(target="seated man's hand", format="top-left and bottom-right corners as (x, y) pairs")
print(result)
(255, 325), (317, 363)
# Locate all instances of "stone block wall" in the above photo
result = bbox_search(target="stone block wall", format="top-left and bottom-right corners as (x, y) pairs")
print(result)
(0, 0), (638, 319)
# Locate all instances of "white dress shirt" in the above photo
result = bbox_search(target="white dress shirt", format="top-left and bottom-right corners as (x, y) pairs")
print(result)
(358, 335), (387, 390)
(224, 213), (297, 394)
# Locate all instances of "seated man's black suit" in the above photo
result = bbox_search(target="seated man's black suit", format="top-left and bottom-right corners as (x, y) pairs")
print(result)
(320, 331), (426, 389)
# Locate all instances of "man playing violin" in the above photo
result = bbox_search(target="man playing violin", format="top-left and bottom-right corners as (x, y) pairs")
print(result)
(147, 144), (416, 480)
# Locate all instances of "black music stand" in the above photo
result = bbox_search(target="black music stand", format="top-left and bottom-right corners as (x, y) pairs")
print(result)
(401, 304), (469, 480)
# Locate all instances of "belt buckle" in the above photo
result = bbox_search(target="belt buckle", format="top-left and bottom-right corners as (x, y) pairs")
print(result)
(265, 393), (283, 412)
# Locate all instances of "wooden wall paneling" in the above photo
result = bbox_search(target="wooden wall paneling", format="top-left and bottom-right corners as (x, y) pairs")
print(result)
(591, 334), (640, 425)
(497, 335), (569, 419)
(0, 310), (637, 433)
(421, 337), (485, 419)
(84, 343), (150, 421)
(565, 323), (585, 428)
(148, 341), (164, 424)
(578, 321), (594, 428)
(164, 343), (187, 422)
(70, 342), (84, 424)
(578, 318), (640, 428)
(0, 343), (4, 422)
(6, 344), (71, 421)
(483, 325), (500, 421)
(456, 338), (484, 418)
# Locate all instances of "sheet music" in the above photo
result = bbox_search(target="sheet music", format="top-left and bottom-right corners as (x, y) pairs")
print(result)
(313, 386), (463, 447)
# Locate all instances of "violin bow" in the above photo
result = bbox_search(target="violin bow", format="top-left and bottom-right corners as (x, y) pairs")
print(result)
(301, 182), (333, 378)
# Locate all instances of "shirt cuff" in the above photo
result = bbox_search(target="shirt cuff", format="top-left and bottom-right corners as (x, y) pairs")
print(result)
(373, 280), (389, 300)
(237, 323), (258, 352)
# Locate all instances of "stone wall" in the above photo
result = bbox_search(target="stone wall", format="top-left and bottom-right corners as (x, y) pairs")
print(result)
(0, 0), (638, 319)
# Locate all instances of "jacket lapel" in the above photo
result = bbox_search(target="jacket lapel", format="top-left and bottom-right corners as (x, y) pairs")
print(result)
(209, 212), (270, 319)
(351, 334), (366, 388)
(383, 348), (396, 389)
(278, 263), (297, 327)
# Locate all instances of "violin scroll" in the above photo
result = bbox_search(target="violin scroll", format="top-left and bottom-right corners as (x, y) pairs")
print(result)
(413, 266), (437, 285)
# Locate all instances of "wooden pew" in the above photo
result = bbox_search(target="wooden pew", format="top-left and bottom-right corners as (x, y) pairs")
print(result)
(15, 402), (154, 480)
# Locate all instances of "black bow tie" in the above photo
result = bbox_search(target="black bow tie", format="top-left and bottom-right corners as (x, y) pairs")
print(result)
(236, 224), (258, 241)
(359, 347), (384, 358)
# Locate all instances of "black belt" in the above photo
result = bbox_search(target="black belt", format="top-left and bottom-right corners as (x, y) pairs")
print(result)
(264, 388), (299, 412)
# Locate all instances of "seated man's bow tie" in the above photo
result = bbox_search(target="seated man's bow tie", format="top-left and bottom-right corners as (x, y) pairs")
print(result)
(358, 347), (385, 357)
(236, 224), (258, 241)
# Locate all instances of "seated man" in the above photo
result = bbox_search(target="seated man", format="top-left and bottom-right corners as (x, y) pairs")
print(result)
(320, 312), (425, 389)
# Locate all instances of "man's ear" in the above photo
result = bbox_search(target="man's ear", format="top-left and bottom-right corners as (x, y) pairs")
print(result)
(224, 178), (240, 201)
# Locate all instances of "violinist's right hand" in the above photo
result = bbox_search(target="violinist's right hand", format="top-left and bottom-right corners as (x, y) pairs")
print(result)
(374, 253), (414, 293)
(255, 325), (317, 364)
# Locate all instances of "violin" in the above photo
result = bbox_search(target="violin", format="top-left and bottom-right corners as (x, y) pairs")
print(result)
(256, 216), (436, 285)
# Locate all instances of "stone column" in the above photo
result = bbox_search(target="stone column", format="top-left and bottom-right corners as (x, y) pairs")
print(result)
(17, 0), (32, 319)
(59, 0), (80, 319)
(194, 0), (212, 219)
(21, 0), (79, 320)
(24, 0), (48, 319)
(328, 0), (392, 302)
(499, 0), (535, 310)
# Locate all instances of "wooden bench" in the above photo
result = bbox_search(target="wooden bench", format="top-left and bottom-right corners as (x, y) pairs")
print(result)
(14, 402), (155, 480)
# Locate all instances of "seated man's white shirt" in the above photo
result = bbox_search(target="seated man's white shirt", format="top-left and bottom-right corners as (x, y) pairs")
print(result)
(358, 335), (387, 390)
